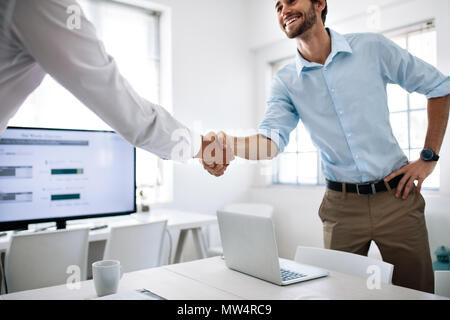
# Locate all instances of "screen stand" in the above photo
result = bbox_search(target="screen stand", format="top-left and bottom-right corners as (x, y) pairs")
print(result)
(56, 220), (67, 230)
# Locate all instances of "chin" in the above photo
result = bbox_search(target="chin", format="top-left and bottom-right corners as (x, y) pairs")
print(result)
(285, 29), (304, 39)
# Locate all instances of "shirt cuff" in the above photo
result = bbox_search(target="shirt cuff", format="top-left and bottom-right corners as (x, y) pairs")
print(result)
(258, 127), (284, 154)
(189, 129), (202, 159)
(426, 76), (450, 99)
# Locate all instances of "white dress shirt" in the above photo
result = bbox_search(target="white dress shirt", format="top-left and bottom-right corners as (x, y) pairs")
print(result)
(0, 0), (201, 161)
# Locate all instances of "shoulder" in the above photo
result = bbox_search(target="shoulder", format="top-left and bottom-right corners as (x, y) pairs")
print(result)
(344, 32), (387, 48)
(273, 60), (297, 85)
(343, 32), (399, 59)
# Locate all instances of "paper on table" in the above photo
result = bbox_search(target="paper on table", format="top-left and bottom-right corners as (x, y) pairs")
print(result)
(94, 289), (166, 300)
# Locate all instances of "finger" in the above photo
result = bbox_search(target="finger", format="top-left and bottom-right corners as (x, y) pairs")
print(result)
(402, 177), (416, 200)
(204, 161), (226, 175)
(202, 160), (216, 169)
(205, 165), (220, 176)
(213, 165), (227, 175)
(217, 131), (226, 148)
(202, 134), (218, 166)
(204, 131), (217, 141)
(385, 167), (406, 183)
(395, 174), (411, 198)
(215, 167), (228, 177)
(416, 179), (423, 195)
(209, 167), (226, 177)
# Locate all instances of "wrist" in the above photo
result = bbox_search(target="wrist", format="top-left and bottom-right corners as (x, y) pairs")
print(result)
(194, 135), (205, 159)
(420, 148), (440, 162)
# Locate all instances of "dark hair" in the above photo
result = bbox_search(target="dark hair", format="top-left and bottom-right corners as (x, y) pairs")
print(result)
(311, 0), (327, 24)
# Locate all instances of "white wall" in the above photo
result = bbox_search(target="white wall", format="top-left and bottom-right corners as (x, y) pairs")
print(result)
(245, 0), (450, 260)
(145, 0), (256, 216)
(141, 0), (258, 261)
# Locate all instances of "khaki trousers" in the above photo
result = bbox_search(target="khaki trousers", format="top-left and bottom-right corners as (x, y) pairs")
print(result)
(319, 183), (434, 293)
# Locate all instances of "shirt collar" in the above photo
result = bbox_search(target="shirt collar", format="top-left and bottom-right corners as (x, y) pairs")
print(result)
(296, 28), (353, 76)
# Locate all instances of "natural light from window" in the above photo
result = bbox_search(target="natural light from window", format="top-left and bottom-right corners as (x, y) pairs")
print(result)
(7, 0), (169, 204)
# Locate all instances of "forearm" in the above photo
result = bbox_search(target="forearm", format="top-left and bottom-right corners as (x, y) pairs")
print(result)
(229, 134), (278, 160)
(424, 95), (450, 154)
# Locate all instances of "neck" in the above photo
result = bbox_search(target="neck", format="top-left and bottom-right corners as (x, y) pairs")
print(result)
(295, 25), (331, 65)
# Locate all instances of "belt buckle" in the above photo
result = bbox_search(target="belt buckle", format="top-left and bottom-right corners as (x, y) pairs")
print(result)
(356, 183), (377, 196)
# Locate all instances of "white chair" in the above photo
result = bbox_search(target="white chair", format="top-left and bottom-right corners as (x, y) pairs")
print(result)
(294, 246), (394, 284)
(220, 203), (274, 218)
(5, 228), (89, 293)
(207, 203), (275, 257)
(435, 271), (450, 298)
(103, 220), (167, 273)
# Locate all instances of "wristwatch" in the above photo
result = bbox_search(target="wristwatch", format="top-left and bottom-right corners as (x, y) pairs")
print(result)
(420, 148), (440, 162)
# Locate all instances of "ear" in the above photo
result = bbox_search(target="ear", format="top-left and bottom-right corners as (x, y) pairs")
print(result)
(315, 0), (326, 23)
(318, 0), (327, 11)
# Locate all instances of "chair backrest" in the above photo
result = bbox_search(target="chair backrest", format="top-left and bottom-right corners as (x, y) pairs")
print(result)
(103, 220), (167, 273)
(5, 228), (89, 293)
(221, 203), (274, 218)
(435, 271), (450, 298)
(294, 246), (394, 284)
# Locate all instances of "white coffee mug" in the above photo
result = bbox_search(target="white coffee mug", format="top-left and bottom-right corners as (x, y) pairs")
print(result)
(92, 260), (123, 297)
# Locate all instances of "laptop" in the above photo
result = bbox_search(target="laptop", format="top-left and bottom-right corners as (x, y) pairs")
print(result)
(217, 210), (329, 286)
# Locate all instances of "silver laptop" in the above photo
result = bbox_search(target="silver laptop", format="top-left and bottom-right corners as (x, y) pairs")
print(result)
(217, 210), (329, 286)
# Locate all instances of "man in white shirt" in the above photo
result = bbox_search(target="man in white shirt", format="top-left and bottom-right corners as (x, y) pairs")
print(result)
(0, 0), (232, 166)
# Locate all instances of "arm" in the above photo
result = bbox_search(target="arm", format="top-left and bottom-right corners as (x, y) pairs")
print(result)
(385, 95), (449, 198)
(226, 134), (278, 160)
(12, 0), (201, 161)
(377, 34), (450, 198)
(201, 133), (278, 176)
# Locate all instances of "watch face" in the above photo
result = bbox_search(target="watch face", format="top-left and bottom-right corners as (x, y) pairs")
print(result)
(421, 149), (433, 161)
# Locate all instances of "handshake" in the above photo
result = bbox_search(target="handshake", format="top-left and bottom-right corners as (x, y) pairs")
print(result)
(195, 131), (235, 177)
(194, 131), (279, 177)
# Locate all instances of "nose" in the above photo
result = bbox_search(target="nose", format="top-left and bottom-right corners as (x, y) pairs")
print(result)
(281, 6), (293, 19)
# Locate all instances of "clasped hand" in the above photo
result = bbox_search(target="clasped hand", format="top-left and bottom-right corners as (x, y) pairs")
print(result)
(198, 131), (234, 177)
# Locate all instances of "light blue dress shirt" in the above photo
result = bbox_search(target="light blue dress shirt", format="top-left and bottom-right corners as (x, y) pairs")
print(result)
(258, 28), (450, 183)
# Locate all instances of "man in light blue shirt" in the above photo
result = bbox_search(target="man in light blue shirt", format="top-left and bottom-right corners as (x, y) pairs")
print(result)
(204, 0), (449, 293)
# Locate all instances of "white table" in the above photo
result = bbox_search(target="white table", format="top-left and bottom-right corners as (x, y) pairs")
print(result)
(0, 208), (217, 263)
(1, 257), (446, 300)
(0, 209), (217, 294)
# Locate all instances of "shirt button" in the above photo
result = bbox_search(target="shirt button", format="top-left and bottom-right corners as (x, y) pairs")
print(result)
(324, 67), (327, 71)
(339, 111), (343, 115)
(355, 155), (359, 159)
(347, 133), (352, 137)
(331, 88), (335, 93)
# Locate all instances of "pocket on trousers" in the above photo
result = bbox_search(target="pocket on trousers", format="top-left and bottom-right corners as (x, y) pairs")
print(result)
(408, 191), (426, 220)
(318, 195), (328, 223)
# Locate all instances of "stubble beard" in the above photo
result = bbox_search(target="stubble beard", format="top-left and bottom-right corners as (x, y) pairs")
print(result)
(285, 4), (318, 39)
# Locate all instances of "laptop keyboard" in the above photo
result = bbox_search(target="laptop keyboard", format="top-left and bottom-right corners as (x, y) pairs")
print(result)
(280, 268), (307, 282)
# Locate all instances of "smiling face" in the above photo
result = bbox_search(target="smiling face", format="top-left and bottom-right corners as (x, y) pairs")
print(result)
(275, 0), (319, 39)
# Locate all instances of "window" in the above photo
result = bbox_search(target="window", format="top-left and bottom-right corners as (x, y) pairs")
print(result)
(8, 0), (171, 203)
(273, 21), (439, 189)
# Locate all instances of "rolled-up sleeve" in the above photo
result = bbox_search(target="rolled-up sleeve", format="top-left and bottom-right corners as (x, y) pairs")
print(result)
(377, 34), (450, 99)
(258, 74), (299, 154)
(11, 0), (200, 161)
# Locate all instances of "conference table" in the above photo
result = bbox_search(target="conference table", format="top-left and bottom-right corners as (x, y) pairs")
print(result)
(0, 208), (217, 262)
(0, 209), (218, 294)
(0, 257), (446, 300)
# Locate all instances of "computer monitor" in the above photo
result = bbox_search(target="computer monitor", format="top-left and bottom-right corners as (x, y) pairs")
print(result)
(0, 127), (136, 231)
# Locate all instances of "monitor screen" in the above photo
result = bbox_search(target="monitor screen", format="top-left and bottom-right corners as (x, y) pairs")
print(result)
(0, 127), (136, 231)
